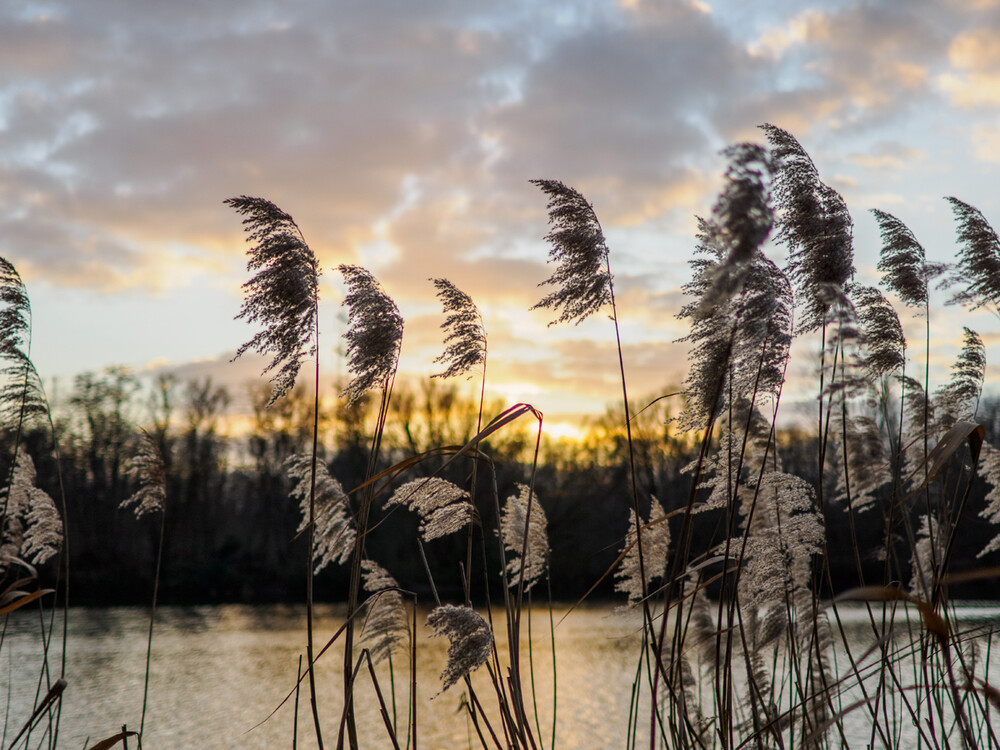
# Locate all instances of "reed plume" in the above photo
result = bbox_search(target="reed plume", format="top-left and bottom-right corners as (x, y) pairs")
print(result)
(615, 496), (670, 605)
(15, 452), (62, 566)
(685, 406), (776, 516)
(761, 123), (854, 333)
(0, 257), (30, 354)
(500, 484), (549, 591)
(834, 413), (890, 510)
(677, 223), (736, 429)
(430, 278), (486, 379)
(288, 454), (354, 572)
(741, 472), (823, 609)
(852, 284), (905, 384)
(0, 350), (47, 426)
(0, 258), (47, 449)
(385, 478), (473, 542)
(693, 143), (774, 311)
(677, 218), (791, 429)
(977, 441), (1000, 557)
(426, 604), (493, 692)
(226, 196), (319, 407)
(946, 196), (1000, 314)
(360, 560), (409, 665)
(871, 209), (942, 310)
(2, 451), (62, 568)
(529, 179), (611, 325)
(934, 327), (985, 430)
(677, 143), (787, 429)
(122, 432), (167, 518)
(339, 264), (404, 405)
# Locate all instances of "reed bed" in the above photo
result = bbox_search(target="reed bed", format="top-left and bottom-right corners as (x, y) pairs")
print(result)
(4, 124), (1000, 749)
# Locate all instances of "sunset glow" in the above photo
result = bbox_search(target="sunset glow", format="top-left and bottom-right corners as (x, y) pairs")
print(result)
(4, 0), (1000, 427)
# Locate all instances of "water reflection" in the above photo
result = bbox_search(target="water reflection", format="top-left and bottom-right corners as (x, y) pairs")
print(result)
(2, 603), (997, 749)
(3, 604), (646, 749)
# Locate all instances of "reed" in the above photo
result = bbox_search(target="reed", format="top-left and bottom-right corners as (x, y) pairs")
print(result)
(214, 131), (1000, 749)
(0, 261), (68, 750)
(9, 123), (1000, 750)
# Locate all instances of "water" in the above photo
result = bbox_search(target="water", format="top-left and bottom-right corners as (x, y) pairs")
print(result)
(2, 603), (647, 749)
(3, 603), (1000, 749)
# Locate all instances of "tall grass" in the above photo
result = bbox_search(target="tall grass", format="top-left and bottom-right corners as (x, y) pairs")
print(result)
(0, 261), (74, 750)
(7, 124), (1000, 750)
(223, 121), (996, 749)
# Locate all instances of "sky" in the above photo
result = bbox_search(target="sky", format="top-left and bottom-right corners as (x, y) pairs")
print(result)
(4, 0), (1000, 434)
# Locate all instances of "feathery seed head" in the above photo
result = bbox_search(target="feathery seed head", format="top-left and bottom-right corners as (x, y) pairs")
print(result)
(431, 278), (487, 379)
(7, 451), (62, 566)
(615, 497), (670, 606)
(934, 327), (986, 429)
(852, 285), (905, 382)
(0, 258), (31, 358)
(695, 143), (775, 311)
(676, 142), (790, 430)
(360, 560), (408, 664)
(678, 235), (792, 429)
(740, 472), (822, 609)
(385, 477), (473, 541)
(427, 604), (493, 693)
(946, 197), (1000, 313)
(339, 265), (404, 406)
(227, 196), (319, 407)
(977, 442), (1000, 557)
(362, 559), (397, 592)
(685, 417), (776, 515)
(0, 258), (47, 426)
(761, 124), (855, 333)
(500, 484), (550, 590)
(0, 350), (48, 426)
(121, 433), (166, 518)
(0, 517), (23, 573)
(732, 259), (793, 400)
(23, 487), (61, 565)
(834, 414), (890, 510)
(530, 179), (612, 326)
(287, 453), (355, 572)
(871, 209), (939, 310)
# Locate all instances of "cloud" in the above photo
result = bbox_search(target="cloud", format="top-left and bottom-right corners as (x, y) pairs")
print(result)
(849, 141), (926, 170)
(938, 26), (1000, 107)
(0, 1), (517, 291)
(746, 3), (955, 128)
(6, 0), (999, 425)
(485, 4), (757, 221)
(4, 0), (950, 302)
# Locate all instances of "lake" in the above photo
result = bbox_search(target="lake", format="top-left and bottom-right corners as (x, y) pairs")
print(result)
(4, 602), (1000, 749)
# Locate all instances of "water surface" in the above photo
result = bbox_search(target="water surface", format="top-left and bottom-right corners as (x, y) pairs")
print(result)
(4, 602), (999, 749)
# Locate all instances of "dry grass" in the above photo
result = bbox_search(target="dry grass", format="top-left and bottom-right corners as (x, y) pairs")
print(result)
(5, 125), (1000, 750)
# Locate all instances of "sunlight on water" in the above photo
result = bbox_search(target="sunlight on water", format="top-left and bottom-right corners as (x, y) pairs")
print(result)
(3, 603), (998, 749)
(2, 604), (647, 749)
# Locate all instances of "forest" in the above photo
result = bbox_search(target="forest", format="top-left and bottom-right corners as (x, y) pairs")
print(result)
(9, 369), (1000, 608)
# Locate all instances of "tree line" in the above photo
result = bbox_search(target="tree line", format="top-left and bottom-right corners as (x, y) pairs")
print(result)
(10, 366), (1000, 606)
